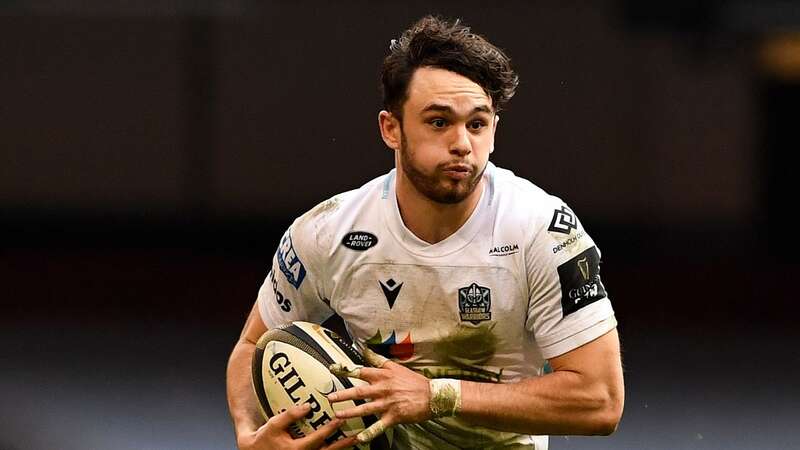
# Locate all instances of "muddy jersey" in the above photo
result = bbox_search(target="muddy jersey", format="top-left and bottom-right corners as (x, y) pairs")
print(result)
(257, 162), (617, 449)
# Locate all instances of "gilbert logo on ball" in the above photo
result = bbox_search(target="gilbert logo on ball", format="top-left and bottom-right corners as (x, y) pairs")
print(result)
(251, 321), (391, 448)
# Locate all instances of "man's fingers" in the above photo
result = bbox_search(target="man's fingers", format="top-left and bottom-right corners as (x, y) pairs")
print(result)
(327, 382), (379, 403)
(268, 403), (311, 429)
(329, 363), (363, 378)
(363, 348), (389, 368)
(356, 418), (390, 444)
(323, 435), (359, 450)
(329, 365), (383, 383)
(296, 417), (345, 448)
(334, 399), (385, 419)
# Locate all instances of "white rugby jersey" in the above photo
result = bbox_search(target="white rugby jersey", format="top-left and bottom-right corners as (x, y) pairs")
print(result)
(257, 162), (616, 449)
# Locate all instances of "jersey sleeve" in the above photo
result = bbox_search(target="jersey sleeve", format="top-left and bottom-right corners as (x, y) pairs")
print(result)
(256, 220), (334, 329)
(525, 200), (617, 360)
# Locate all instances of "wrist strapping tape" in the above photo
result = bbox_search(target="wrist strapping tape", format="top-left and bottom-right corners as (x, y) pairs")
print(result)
(429, 378), (462, 418)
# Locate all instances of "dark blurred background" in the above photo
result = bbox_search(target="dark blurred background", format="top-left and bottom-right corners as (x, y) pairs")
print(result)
(2, 1), (798, 449)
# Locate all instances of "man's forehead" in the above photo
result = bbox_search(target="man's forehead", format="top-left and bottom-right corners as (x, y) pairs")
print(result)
(406, 67), (493, 112)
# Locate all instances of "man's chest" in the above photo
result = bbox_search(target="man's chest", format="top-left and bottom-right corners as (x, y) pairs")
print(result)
(328, 255), (528, 348)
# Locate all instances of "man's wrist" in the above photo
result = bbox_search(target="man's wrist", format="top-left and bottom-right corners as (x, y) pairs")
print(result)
(429, 378), (462, 418)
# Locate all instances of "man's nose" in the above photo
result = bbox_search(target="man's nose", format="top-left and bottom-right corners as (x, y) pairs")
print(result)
(449, 126), (472, 156)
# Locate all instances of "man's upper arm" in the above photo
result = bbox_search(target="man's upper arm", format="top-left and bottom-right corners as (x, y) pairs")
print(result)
(549, 328), (624, 406)
(240, 300), (269, 345)
(257, 225), (334, 329)
(525, 198), (616, 359)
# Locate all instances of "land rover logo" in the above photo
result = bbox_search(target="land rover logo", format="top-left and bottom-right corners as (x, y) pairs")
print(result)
(341, 231), (378, 251)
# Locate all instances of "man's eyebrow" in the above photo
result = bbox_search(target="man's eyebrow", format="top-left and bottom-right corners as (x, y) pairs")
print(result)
(420, 104), (493, 115)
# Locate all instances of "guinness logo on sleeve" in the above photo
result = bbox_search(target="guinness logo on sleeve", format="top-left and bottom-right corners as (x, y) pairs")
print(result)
(557, 246), (607, 316)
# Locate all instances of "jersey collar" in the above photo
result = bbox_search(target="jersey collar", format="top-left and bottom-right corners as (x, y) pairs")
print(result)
(381, 162), (496, 257)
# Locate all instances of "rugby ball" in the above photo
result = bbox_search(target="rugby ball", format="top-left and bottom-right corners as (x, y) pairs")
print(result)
(252, 321), (389, 447)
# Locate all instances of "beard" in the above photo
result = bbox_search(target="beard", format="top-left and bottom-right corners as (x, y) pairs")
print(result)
(399, 131), (486, 204)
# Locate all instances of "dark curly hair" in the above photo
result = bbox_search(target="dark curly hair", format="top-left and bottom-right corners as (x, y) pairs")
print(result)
(381, 15), (519, 118)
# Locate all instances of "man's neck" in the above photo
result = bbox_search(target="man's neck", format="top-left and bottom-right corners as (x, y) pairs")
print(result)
(395, 176), (485, 245)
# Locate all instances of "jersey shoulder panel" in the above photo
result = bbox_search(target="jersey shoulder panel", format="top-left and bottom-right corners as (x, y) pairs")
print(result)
(490, 165), (571, 237)
(257, 173), (389, 328)
(291, 172), (389, 261)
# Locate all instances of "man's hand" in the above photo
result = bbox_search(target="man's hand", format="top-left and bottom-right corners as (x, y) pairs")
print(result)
(327, 351), (431, 444)
(236, 403), (357, 450)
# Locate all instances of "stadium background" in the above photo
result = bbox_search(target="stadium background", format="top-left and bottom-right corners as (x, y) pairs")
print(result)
(2, 1), (797, 449)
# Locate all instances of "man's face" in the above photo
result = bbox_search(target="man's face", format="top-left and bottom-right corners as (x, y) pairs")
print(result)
(395, 67), (496, 204)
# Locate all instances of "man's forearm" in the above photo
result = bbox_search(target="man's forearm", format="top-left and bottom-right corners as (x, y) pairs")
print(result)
(226, 339), (265, 438)
(458, 330), (624, 436)
(459, 369), (622, 436)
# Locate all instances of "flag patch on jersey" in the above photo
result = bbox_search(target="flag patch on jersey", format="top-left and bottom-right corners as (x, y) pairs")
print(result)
(366, 330), (415, 360)
(557, 246), (607, 316)
(458, 283), (492, 324)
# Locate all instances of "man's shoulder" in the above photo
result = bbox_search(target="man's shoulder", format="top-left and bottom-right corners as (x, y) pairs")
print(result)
(491, 164), (594, 257)
(291, 171), (389, 238)
(491, 164), (568, 222)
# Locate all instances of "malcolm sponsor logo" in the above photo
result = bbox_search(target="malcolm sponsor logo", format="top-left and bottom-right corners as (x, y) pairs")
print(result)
(552, 230), (586, 254)
(489, 243), (520, 256)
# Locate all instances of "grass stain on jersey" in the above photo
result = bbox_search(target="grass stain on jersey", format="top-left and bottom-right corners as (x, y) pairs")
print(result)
(435, 323), (498, 366)
(428, 323), (503, 382)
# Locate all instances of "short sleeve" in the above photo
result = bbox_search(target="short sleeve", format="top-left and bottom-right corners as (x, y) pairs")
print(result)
(257, 223), (334, 329)
(525, 200), (616, 360)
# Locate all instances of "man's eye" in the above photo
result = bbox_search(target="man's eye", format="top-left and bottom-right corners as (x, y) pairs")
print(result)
(430, 119), (447, 128)
(469, 120), (486, 130)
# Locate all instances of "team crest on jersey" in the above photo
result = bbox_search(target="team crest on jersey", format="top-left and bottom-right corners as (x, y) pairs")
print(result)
(277, 232), (306, 289)
(548, 205), (578, 235)
(458, 282), (492, 324)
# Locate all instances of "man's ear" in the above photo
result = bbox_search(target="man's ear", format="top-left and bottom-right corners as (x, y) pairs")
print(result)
(378, 110), (401, 151)
(490, 114), (500, 154)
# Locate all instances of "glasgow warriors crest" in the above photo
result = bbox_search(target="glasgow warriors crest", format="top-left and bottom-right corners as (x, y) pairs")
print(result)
(458, 282), (492, 324)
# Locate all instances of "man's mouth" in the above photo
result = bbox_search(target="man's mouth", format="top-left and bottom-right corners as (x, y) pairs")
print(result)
(441, 164), (472, 179)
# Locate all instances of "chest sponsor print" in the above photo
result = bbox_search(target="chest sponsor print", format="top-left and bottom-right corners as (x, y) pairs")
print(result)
(557, 246), (607, 316)
(552, 230), (586, 254)
(277, 232), (306, 289)
(269, 270), (292, 312)
(458, 282), (492, 324)
(489, 243), (519, 256)
(341, 231), (378, 251)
